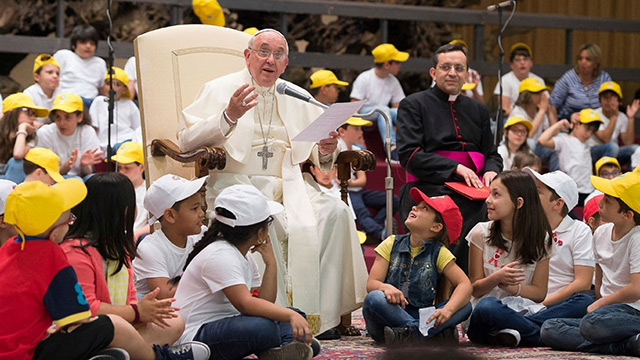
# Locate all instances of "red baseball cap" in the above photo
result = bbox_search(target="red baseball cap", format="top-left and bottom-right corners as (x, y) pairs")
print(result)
(410, 188), (463, 244)
(583, 194), (604, 222)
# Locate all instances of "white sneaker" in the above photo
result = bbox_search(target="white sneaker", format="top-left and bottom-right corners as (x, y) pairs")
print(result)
(496, 329), (521, 347)
(259, 341), (312, 360)
(167, 341), (211, 360)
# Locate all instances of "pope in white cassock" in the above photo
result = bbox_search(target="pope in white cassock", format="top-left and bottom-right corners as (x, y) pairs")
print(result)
(177, 29), (368, 334)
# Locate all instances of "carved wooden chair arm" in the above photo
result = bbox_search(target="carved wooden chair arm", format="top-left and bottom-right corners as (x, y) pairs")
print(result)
(150, 139), (226, 178)
(336, 149), (377, 204)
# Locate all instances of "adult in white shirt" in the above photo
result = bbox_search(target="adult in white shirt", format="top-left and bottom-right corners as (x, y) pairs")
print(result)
(124, 56), (138, 99)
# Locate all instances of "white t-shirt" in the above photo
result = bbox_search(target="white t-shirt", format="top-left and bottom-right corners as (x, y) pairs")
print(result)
(175, 240), (262, 344)
(586, 108), (629, 147)
(632, 147), (640, 169)
(494, 71), (545, 111)
(547, 216), (594, 296)
(466, 221), (540, 304)
(124, 56), (137, 82)
(593, 223), (640, 310)
(497, 144), (514, 170)
(23, 84), (61, 123)
(350, 68), (405, 107)
(553, 133), (594, 193)
(132, 226), (204, 297)
(36, 123), (100, 176)
(134, 184), (148, 231)
(53, 49), (106, 99)
(89, 96), (142, 150)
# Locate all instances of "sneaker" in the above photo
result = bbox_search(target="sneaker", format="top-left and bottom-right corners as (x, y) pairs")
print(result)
(258, 341), (312, 360)
(156, 341), (211, 360)
(622, 333), (640, 357)
(310, 338), (321, 357)
(384, 326), (412, 345)
(440, 326), (460, 344)
(496, 329), (521, 347)
(89, 347), (130, 360)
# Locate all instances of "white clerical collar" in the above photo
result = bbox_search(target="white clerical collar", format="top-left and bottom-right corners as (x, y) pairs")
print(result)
(448, 93), (460, 102)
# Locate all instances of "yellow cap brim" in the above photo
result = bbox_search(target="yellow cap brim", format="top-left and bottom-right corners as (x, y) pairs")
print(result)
(590, 175), (616, 198)
(357, 231), (367, 245)
(51, 103), (82, 114)
(345, 118), (373, 127)
(392, 52), (409, 62)
(334, 80), (349, 87)
(461, 83), (476, 91)
(52, 178), (87, 211)
(110, 154), (137, 164)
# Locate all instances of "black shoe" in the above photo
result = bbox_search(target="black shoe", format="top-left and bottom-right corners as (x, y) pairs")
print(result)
(258, 342), (312, 360)
(496, 329), (520, 347)
(622, 333), (640, 357)
(384, 326), (412, 345)
(310, 338), (321, 357)
(316, 327), (340, 340)
(440, 326), (460, 344)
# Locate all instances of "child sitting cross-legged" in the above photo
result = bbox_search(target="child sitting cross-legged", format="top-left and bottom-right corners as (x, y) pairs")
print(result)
(175, 185), (321, 360)
(363, 187), (472, 345)
(132, 174), (208, 300)
(540, 166), (640, 357)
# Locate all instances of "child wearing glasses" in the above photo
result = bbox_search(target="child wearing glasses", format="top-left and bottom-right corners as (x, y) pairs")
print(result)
(23, 54), (61, 124)
(497, 117), (533, 171)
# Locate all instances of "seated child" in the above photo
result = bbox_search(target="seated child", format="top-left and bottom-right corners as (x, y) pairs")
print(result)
(23, 54), (61, 124)
(511, 152), (541, 172)
(133, 174), (208, 299)
(89, 67), (142, 152)
(37, 93), (103, 177)
(175, 185), (320, 359)
(538, 108), (603, 206)
(54, 24), (106, 108)
(540, 166), (640, 357)
(363, 188), (472, 344)
(585, 156), (621, 205)
(111, 141), (149, 239)
(0, 179), (16, 245)
(583, 194), (605, 233)
(0, 93), (48, 180)
(338, 117), (399, 243)
(466, 171), (553, 346)
(498, 116), (533, 171)
(23, 147), (65, 185)
(469, 169), (594, 347)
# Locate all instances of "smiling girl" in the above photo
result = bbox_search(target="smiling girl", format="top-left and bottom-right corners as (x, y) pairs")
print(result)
(498, 117), (533, 170)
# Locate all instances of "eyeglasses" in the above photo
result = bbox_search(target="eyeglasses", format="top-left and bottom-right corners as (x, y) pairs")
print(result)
(509, 128), (528, 136)
(438, 63), (467, 73)
(600, 170), (621, 178)
(21, 108), (37, 117)
(249, 47), (286, 61)
(48, 213), (77, 236)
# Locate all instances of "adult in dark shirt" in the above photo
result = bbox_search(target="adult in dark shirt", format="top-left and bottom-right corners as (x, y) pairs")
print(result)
(396, 44), (502, 273)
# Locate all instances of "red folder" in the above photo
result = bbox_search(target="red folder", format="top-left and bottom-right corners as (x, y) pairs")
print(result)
(445, 182), (490, 200)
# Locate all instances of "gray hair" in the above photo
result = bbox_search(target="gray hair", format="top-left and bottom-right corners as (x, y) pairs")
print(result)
(247, 28), (289, 56)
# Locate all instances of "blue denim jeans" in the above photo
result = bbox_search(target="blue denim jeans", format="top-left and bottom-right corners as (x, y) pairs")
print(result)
(362, 290), (472, 343)
(618, 144), (640, 167)
(467, 293), (593, 346)
(591, 142), (619, 162)
(349, 189), (399, 240)
(540, 303), (640, 355)
(533, 143), (559, 171)
(193, 308), (305, 360)
(1, 158), (25, 183)
(360, 105), (397, 146)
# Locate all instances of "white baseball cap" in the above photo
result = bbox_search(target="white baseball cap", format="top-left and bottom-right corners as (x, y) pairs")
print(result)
(144, 174), (209, 224)
(0, 179), (17, 215)
(523, 168), (578, 211)
(214, 185), (283, 227)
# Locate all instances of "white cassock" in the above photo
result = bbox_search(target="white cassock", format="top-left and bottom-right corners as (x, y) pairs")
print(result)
(178, 68), (368, 333)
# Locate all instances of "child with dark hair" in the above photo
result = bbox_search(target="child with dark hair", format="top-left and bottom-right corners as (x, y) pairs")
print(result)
(23, 147), (65, 185)
(23, 54), (61, 124)
(175, 184), (320, 360)
(511, 152), (541, 172)
(466, 170), (553, 346)
(60, 172), (210, 360)
(363, 188), (472, 345)
(54, 24), (107, 108)
(497, 117), (533, 171)
(541, 166), (640, 357)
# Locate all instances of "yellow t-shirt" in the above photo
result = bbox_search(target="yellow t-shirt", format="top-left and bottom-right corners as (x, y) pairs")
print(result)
(374, 235), (455, 273)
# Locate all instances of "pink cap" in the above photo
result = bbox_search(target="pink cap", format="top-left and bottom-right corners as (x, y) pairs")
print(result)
(410, 188), (463, 244)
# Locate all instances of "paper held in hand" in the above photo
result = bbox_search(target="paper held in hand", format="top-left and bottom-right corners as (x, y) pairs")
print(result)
(291, 100), (365, 142)
(418, 306), (437, 336)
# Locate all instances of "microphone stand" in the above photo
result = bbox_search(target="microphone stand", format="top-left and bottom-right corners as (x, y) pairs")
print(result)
(494, 0), (516, 146)
(106, 0), (115, 170)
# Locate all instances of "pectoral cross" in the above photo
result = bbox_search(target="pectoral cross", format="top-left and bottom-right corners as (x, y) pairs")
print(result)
(258, 145), (273, 170)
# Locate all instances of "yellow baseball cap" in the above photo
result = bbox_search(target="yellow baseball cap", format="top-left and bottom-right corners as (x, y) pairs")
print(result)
(449, 39), (468, 49)
(519, 78), (550, 93)
(504, 116), (533, 132)
(598, 81), (623, 99)
(50, 93), (83, 114)
(24, 147), (64, 183)
(595, 156), (621, 175)
(343, 117), (373, 127)
(372, 44), (409, 64)
(461, 83), (476, 91)
(111, 141), (144, 164)
(105, 67), (132, 99)
(193, 0), (225, 26)
(310, 70), (349, 89)
(5, 178), (87, 239)
(243, 27), (259, 35)
(579, 109), (603, 125)
(2, 93), (49, 118)
(510, 42), (532, 58)
(33, 54), (60, 73)
(590, 166), (640, 213)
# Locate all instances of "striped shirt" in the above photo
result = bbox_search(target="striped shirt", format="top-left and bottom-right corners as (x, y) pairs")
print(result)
(550, 69), (611, 121)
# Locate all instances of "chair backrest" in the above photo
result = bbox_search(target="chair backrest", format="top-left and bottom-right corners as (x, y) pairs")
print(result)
(134, 25), (250, 184)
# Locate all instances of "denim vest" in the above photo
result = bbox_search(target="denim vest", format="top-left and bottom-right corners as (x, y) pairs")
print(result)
(384, 234), (441, 308)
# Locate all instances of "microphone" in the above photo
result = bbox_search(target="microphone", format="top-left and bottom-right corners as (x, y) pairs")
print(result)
(276, 82), (328, 109)
(487, 0), (514, 11)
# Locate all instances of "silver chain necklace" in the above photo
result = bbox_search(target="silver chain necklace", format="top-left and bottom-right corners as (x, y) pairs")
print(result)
(253, 79), (276, 170)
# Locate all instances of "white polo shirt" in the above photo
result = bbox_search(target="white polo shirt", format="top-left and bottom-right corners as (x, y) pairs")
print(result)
(547, 216), (594, 296)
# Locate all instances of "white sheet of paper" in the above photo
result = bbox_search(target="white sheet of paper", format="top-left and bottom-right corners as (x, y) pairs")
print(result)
(292, 100), (365, 142)
(418, 306), (437, 336)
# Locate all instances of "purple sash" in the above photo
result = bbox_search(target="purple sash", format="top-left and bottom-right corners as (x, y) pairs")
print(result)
(406, 150), (485, 183)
